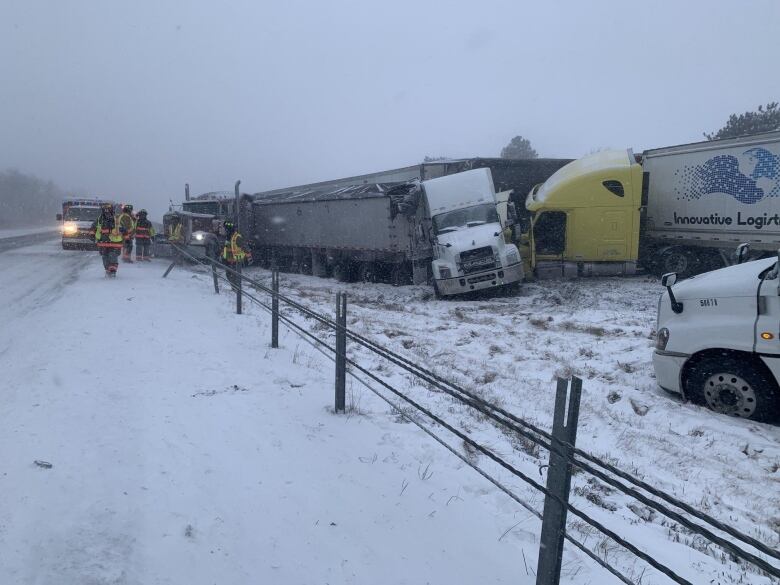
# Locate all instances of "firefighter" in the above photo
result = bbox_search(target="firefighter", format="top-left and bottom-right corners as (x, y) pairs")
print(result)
(166, 214), (185, 265)
(134, 209), (155, 261)
(221, 220), (251, 291)
(167, 215), (183, 244)
(118, 204), (136, 263)
(94, 203), (123, 277)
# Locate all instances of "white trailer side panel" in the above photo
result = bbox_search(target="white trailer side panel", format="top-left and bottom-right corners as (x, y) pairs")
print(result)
(644, 132), (780, 249)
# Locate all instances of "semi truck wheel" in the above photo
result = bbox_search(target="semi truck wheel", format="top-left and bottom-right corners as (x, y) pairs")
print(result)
(658, 247), (698, 279)
(685, 355), (779, 422)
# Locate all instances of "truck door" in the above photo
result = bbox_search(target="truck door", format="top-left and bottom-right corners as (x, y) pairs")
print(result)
(532, 211), (567, 258)
(754, 263), (780, 355)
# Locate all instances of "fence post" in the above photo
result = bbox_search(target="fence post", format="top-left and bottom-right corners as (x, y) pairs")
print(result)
(536, 376), (582, 585)
(271, 270), (279, 348)
(334, 292), (347, 413)
(235, 262), (242, 315)
(211, 262), (219, 294)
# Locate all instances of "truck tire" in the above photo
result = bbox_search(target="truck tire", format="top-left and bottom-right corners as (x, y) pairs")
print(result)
(684, 355), (779, 422)
(357, 262), (375, 283)
(658, 247), (698, 279)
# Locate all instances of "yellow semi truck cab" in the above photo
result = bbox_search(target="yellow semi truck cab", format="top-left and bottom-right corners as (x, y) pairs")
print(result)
(524, 149), (644, 278)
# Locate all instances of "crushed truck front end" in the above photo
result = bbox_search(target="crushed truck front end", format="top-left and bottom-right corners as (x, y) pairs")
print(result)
(425, 169), (524, 295)
(525, 150), (643, 277)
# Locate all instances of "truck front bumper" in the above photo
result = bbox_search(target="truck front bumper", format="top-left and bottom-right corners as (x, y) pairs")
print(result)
(652, 350), (689, 395)
(62, 235), (97, 247)
(435, 262), (523, 296)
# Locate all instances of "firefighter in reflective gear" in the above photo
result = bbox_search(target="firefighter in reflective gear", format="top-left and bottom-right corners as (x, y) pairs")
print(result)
(93, 203), (123, 277)
(134, 209), (155, 261)
(118, 204), (136, 263)
(167, 215), (183, 244)
(222, 220), (251, 290)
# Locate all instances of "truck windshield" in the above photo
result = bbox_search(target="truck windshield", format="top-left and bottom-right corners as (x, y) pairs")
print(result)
(432, 204), (499, 235)
(64, 207), (100, 221)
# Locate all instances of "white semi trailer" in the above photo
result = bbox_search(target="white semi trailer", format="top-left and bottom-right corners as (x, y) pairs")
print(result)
(643, 131), (780, 277)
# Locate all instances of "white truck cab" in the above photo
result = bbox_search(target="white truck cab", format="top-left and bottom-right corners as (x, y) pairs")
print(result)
(424, 168), (523, 296)
(653, 248), (780, 421)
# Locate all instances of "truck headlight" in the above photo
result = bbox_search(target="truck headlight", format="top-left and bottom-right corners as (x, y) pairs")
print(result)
(506, 250), (519, 265)
(194, 232), (204, 241)
(439, 266), (452, 279)
(656, 328), (670, 351)
(63, 222), (78, 235)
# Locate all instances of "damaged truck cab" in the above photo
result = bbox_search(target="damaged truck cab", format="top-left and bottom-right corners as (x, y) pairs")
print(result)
(424, 169), (523, 295)
(525, 149), (643, 278)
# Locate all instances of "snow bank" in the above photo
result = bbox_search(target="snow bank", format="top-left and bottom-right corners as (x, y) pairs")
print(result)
(0, 225), (59, 239)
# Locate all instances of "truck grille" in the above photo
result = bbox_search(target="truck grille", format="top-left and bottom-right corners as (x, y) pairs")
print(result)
(459, 246), (495, 273)
(467, 273), (496, 284)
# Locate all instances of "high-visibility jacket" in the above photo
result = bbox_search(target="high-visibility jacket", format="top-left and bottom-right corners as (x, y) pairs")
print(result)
(94, 215), (123, 248)
(134, 218), (155, 240)
(222, 232), (247, 264)
(118, 212), (136, 240)
(167, 223), (183, 243)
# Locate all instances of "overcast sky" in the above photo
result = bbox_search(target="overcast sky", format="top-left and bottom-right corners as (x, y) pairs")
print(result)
(2, 0), (778, 219)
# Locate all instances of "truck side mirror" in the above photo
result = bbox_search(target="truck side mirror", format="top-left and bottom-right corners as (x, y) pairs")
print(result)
(661, 272), (683, 314)
(736, 242), (750, 264)
(56, 213), (62, 221)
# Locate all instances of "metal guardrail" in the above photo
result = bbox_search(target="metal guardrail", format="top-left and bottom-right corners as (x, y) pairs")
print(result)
(164, 245), (780, 585)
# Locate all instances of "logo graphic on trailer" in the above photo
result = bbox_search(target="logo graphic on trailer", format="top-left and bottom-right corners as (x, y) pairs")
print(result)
(675, 147), (780, 204)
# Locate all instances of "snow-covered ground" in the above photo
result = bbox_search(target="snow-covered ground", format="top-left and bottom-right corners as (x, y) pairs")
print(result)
(1, 241), (777, 584)
(0, 241), (600, 585)
(0, 225), (59, 239)
(238, 267), (780, 584)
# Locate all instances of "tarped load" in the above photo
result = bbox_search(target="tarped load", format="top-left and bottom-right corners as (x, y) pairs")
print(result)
(387, 180), (422, 219)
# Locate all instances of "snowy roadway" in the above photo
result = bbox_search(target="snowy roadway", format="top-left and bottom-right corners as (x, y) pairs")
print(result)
(0, 240), (575, 585)
(1, 240), (778, 584)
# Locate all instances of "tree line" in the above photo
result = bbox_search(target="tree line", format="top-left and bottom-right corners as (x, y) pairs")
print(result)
(0, 169), (65, 228)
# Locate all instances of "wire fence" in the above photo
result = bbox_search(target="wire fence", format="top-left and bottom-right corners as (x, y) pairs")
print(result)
(164, 245), (780, 585)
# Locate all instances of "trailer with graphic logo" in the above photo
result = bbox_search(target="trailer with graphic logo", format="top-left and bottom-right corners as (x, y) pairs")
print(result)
(524, 131), (780, 278)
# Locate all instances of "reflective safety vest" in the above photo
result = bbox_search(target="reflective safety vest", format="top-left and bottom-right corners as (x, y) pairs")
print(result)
(135, 221), (155, 240)
(118, 213), (136, 240)
(95, 217), (123, 248)
(167, 223), (182, 243)
(222, 232), (247, 264)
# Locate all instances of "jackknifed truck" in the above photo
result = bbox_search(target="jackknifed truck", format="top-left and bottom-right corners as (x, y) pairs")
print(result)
(248, 167), (529, 296)
(524, 131), (780, 278)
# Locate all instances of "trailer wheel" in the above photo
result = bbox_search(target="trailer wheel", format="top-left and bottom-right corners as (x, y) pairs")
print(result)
(684, 354), (779, 422)
(357, 262), (375, 283)
(658, 247), (698, 279)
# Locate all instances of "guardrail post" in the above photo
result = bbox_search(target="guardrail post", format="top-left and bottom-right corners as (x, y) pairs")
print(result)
(235, 262), (243, 315)
(211, 262), (219, 294)
(334, 292), (347, 413)
(536, 376), (582, 585)
(271, 270), (279, 348)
